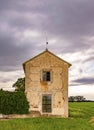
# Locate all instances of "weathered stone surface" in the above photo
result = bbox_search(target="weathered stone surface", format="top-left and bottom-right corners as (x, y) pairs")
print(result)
(23, 50), (71, 117)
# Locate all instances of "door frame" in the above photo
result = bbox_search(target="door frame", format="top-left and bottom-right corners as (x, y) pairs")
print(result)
(42, 94), (52, 114)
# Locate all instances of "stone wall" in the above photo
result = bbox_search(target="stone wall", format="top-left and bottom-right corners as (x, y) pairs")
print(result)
(24, 50), (69, 117)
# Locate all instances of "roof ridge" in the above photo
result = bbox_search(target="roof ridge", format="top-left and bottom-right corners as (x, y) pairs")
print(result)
(23, 49), (72, 71)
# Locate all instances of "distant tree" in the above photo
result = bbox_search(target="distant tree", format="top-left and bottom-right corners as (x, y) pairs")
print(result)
(68, 96), (75, 102)
(13, 78), (25, 92)
(69, 96), (86, 102)
(75, 96), (86, 102)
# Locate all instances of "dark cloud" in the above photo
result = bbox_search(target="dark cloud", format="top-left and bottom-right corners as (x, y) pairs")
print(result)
(83, 56), (94, 63)
(36, 0), (94, 38)
(71, 77), (94, 85)
(0, 42), (37, 71)
(0, 0), (94, 79)
(1, 0), (94, 38)
(69, 83), (79, 87)
(0, 28), (37, 71)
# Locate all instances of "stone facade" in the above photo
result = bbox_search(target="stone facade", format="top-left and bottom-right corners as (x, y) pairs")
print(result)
(23, 49), (71, 117)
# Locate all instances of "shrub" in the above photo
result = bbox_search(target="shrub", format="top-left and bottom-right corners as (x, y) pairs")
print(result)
(0, 90), (29, 114)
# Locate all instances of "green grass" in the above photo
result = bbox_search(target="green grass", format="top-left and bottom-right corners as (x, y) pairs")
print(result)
(0, 102), (94, 130)
(69, 102), (94, 118)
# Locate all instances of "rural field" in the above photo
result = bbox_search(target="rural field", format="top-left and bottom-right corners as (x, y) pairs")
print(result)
(0, 102), (94, 130)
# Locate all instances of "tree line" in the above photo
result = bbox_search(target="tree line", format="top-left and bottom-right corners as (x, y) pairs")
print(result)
(68, 96), (93, 102)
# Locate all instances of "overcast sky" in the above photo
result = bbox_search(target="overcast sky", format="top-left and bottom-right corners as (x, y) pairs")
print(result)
(0, 0), (94, 100)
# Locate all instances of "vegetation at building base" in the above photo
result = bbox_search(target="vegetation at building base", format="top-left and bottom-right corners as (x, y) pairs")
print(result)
(0, 102), (94, 130)
(0, 89), (29, 114)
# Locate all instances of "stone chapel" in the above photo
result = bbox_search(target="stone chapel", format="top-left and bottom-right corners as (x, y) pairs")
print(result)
(23, 49), (71, 117)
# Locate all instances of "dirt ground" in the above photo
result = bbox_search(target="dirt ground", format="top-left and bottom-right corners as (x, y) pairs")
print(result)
(90, 117), (94, 125)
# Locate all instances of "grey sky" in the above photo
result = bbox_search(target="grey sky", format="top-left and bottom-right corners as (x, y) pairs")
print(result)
(0, 0), (94, 99)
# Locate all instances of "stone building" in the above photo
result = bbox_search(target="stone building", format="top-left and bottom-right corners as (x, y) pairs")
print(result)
(23, 49), (71, 117)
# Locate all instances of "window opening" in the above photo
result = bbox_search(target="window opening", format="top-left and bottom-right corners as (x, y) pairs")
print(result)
(43, 71), (50, 81)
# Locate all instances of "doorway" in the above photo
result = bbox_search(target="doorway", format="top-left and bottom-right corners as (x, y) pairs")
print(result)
(42, 94), (52, 113)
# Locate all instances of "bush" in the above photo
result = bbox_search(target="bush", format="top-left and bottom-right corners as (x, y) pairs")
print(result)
(0, 90), (29, 114)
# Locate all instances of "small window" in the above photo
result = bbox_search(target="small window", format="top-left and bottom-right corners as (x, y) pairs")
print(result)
(42, 71), (51, 81)
(42, 95), (52, 113)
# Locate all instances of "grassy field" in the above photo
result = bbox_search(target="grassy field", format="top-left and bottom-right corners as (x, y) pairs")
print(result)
(0, 102), (94, 130)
